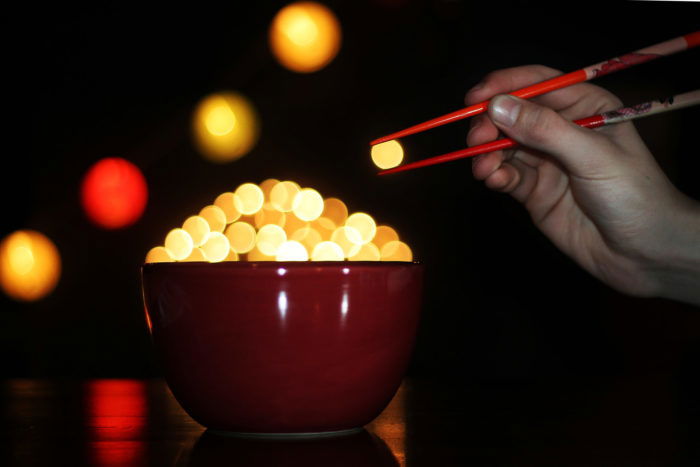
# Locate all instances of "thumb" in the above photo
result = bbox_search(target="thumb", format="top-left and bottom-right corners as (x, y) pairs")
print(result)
(488, 94), (613, 176)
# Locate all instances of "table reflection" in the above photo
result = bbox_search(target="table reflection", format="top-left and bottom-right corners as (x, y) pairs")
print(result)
(84, 379), (147, 467)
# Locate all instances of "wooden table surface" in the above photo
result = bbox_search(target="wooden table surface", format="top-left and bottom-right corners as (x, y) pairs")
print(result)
(2, 374), (699, 466)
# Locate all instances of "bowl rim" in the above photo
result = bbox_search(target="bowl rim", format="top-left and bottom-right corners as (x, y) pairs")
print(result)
(141, 260), (422, 270)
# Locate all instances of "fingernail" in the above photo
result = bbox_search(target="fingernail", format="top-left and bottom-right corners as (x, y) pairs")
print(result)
(491, 95), (521, 127)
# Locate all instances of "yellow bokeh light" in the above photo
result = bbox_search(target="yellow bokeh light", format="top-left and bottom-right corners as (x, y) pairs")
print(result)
(311, 241), (344, 261)
(311, 217), (335, 241)
(276, 240), (309, 261)
(182, 247), (207, 262)
(214, 192), (242, 224)
(182, 216), (211, 247)
(0, 230), (61, 301)
(225, 221), (257, 254)
(200, 232), (230, 263)
(292, 188), (324, 221)
(269, 2), (342, 73)
(373, 225), (399, 249)
(380, 241), (413, 262)
(331, 226), (362, 258)
(164, 229), (194, 261)
(345, 212), (376, 245)
(256, 224), (287, 256)
(247, 246), (276, 261)
(322, 198), (348, 226)
(349, 243), (381, 261)
(255, 204), (286, 229)
(291, 225), (322, 253)
(225, 250), (240, 261)
(192, 92), (260, 163)
(199, 205), (227, 233)
(371, 140), (404, 170)
(284, 211), (308, 236)
(204, 97), (236, 136)
(270, 181), (301, 212)
(260, 178), (280, 202)
(199, 204), (226, 232)
(145, 246), (174, 263)
(234, 183), (264, 216)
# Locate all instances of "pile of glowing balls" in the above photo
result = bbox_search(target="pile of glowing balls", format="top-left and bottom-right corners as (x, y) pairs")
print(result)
(269, 1), (342, 73)
(0, 230), (61, 301)
(192, 92), (260, 163)
(81, 157), (148, 229)
(146, 179), (412, 263)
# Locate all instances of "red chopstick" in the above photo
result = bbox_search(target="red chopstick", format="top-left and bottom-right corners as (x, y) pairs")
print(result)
(378, 89), (700, 175)
(371, 31), (700, 147)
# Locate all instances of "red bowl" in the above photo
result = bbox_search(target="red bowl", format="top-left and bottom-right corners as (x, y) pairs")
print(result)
(141, 261), (423, 437)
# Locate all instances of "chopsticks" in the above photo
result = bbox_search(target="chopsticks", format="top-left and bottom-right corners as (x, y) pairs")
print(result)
(371, 31), (699, 155)
(378, 89), (700, 175)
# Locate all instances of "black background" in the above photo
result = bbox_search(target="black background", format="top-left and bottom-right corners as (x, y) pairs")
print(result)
(1, 0), (699, 385)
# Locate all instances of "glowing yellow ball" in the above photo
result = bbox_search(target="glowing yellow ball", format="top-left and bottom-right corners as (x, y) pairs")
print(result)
(192, 92), (259, 163)
(200, 232), (230, 263)
(182, 216), (211, 247)
(255, 204), (286, 229)
(248, 246), (276, 261)
(371, 140), (404, 170)
(292, 188), (324, 221)
(214, 192), (242, 224)
(145, 246), (174, 263)
(199, 205), (227, 233)
(182, 247), (207, 262)
(256, 224), (287, 256)
(225, 221), (257, 254)
(234, 183), (264, 216)
(270, 181), (301, 212)
(164, 229), (194, 261)
(276, 240), (309, 261)
(311, 241), (344, 261)
(322, 198), (348, 226)
(349, 243), (381, 261)
(331, 227), (362, 258)
(270, 2), (342, 73)
(373, 225), (399, 249)
(0, 230), (61, 301)
(380, 241), (413, 262)
(345, 212), (376, 245)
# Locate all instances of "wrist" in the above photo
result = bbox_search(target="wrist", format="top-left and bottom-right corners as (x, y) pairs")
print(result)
(646, 194), (700, 306)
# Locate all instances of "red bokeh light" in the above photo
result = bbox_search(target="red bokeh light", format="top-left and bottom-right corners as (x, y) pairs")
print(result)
(81, 158), (148, 229)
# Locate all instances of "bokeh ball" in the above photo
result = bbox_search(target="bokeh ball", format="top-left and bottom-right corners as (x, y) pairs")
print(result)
(192, 92), (260, 163)
(269, 1), (342, 73)
(0, 230), (61, 301)
(81, 157), (148, 229)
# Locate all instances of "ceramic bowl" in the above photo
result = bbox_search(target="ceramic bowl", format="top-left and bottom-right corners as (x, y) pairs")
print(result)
(141, 261), (423, 437)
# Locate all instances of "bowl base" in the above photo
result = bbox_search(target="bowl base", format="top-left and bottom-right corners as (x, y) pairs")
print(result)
(208, 427), (363, 440)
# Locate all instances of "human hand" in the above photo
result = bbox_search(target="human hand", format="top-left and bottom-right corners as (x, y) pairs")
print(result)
(466, 65), (700, 304)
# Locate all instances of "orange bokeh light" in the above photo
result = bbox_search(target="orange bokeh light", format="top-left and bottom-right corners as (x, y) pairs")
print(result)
(81, 158), (148, 229)
(0, 230), (61, 301)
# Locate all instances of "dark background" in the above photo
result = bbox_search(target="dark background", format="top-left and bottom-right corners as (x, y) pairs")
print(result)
(1, 0), (699, 385)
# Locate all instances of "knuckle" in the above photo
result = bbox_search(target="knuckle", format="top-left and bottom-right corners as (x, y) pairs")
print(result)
(521, 105), (557, 145)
